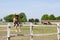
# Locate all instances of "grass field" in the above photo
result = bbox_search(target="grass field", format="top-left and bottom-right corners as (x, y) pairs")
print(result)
(0, 25), (58, 40)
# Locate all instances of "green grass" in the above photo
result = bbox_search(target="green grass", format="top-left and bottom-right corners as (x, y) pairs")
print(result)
(0, 35), (57, 40)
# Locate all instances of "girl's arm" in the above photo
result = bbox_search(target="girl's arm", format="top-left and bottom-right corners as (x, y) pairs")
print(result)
(13, 18), (15, 22)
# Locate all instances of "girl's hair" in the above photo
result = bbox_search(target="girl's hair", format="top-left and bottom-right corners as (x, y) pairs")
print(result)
(14, 15), (19, 20)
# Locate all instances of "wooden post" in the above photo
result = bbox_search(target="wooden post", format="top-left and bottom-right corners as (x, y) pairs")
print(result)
(57, 23), (60, 40)
(7, 23), (11, 40)
(30, 23), (33, 40)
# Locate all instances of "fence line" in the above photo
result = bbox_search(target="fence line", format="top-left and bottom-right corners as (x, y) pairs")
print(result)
(0, 23), (60, 40)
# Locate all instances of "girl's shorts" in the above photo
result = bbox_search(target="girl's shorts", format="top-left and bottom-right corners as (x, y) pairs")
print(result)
(14, 21), (20, 27)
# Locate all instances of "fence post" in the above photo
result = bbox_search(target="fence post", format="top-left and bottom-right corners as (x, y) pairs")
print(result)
(57, 23), (60, 40)
(30, 23), (33, 40)
(7, 23), (11, 40)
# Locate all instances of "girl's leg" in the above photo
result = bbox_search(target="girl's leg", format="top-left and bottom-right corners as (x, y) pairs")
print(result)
(19, 24), (21, 32)
(15, 24), (18, 32)
(15, 24), (21, 32)
(15, 22), (21, 32)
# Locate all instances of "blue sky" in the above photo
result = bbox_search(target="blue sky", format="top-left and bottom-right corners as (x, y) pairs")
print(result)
(0, 0), (60, 20)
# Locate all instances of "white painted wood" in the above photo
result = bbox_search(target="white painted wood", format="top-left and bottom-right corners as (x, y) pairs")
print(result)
(7, 23), (11, 40)
(57, 23), (60, 40)
(30, 23), (33, 40)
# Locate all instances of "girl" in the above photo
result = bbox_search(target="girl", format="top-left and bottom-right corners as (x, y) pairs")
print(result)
(13, 15), (21, 32)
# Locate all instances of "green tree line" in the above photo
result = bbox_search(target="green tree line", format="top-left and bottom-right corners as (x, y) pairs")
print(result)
(41, 14), (60, 20)
(4, 12), (39, 22)
(29, 18), (39, 22)
(1, 13), (60, 22)
(4, 12), (27, 22)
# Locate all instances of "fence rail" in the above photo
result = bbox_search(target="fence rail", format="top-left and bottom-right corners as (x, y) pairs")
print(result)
(0, 23), (60, 40)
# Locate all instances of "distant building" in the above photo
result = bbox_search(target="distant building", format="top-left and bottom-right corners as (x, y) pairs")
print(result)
(41, 20), (60, 24)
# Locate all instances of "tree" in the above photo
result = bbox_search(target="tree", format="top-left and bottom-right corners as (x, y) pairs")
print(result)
(29, 18), (34, 22)
(34, 18), (39, 25)
(41, 14), (49, 20)
(4, 14), (14, 22)
(56, 16), (60, 20)
(35, 18), (39, 22)
(19, 12), (27, 22)
(0, 18), (2, 21)
(49, 14), (56, 20)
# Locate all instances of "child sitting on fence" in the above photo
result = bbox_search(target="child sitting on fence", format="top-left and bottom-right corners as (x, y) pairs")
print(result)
(13, 15), (21, 32)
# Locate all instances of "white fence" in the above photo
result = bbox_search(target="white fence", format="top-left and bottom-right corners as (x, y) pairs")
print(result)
(0, 23), (60, 40)
(57, 24), (60, 40)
